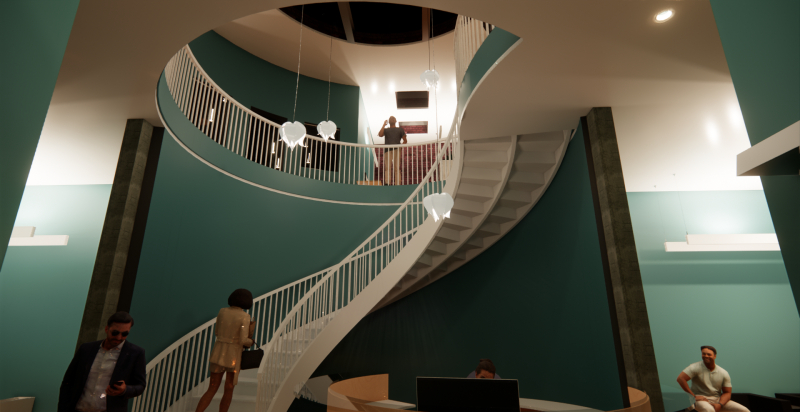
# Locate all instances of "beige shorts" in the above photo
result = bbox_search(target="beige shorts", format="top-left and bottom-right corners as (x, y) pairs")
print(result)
(208, 362), (236, 374)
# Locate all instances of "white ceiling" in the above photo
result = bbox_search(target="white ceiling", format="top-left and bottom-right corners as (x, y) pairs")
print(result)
(27, 0), (760, 192)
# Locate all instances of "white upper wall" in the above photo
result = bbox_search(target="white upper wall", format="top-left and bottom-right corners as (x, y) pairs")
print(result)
(214, 10), (456, 144)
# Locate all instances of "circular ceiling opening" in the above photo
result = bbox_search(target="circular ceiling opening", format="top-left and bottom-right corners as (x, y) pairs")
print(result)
(280, 2), (458, 45)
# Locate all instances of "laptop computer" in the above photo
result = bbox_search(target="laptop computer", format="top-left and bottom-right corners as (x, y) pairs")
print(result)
(416, 377), (521, 412)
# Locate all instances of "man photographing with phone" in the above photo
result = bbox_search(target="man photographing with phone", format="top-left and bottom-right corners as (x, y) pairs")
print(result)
(59, 312), (146, 412)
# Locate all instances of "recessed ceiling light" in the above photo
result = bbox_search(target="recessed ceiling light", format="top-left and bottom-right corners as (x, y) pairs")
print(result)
(654, 9), (674, 23)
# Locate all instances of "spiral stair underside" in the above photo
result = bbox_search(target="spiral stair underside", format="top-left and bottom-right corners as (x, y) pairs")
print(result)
(374, 130), (571, 310)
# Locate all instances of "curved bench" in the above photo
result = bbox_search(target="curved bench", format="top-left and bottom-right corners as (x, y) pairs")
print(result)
(325, 374), (650, 412)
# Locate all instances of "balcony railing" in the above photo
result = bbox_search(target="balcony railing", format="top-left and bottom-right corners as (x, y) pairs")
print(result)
(163, 46), (449, 186)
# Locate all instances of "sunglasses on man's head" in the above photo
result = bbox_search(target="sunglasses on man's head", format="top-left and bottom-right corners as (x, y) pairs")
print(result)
(111, 330), (129, 337)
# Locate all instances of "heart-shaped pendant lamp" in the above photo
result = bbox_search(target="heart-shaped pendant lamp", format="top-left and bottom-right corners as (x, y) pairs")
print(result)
(423, 193), (454, 222)
(318, 37), (337, 141)
(280, 121), (306, 149)
(420, 69), (440, 89)
(317, 120), (337, 141)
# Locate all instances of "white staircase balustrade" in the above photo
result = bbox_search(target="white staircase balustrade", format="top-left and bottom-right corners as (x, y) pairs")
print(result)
(131, 269), (339, 412)
(454, 15), (495, 94)
(163, 46), (449, 186)
(255, 118), (460, 412)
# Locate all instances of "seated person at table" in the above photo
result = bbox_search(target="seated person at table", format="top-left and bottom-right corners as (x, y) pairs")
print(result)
(677, 346), (749, 411)
(467, 359), (501, 379)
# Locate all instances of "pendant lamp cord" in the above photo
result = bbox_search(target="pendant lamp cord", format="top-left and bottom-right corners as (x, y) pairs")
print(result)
(327, 36), (332, 121)
(431, 11), (438, 141)
(431, 11), (443, 192)
(292, 5), (304, 122)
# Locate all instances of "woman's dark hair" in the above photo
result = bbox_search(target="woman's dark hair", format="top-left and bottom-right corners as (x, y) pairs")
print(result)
(475, 359), (496, 375)
(107, 311), (134, 327)
(228, 288), (253, 310)
(701, 345), (717, 355)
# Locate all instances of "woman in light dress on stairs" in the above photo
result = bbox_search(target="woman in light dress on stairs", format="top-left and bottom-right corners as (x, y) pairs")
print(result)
(195, 289), (255, 412)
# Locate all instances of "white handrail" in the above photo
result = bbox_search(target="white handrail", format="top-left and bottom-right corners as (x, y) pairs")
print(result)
(255, 113), (459, 412)
(163, 46), (447, 186)
(454, 16), (495, 94)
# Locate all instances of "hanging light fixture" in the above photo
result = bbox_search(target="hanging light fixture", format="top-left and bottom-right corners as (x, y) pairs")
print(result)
(420, 15), (440, 90)
(423, 193), (454, 222)
(420, 70), (440, 89)
(420, 10), (452, 222)
(318, 37), (337, 141)
(281, 5), (307, 150)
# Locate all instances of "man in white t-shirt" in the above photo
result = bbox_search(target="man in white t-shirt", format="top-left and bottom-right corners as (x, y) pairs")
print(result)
(677, 346), (749, 411)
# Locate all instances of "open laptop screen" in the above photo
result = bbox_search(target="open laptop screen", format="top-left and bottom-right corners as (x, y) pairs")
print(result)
(416, 377), (521, 412)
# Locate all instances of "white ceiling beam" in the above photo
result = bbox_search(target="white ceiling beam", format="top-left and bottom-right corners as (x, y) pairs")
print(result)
(338, 2), (355, 43)
(737, 120), (800, 176)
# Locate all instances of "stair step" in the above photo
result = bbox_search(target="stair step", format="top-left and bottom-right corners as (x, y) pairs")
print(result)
(460, 166), (503, 187)
(506, 170), (545, 192)
(452, 198), (486, 217)
(456, 182), (496, 203)
(514, 161), (555, 174)
(461, 236), (483, 250)
(464, 137), (513, 152)
(475, 222), (502, 237)
(514, 151), (555, 165)
(463, 151), (508, 169)
(426, 240), (448, 255)
(442, 213), (474, 231)
(497, 190), (531, 209)
(434, 227), (461, 243)
(517, 132), (565, 151)
(413, 253), (433, 267)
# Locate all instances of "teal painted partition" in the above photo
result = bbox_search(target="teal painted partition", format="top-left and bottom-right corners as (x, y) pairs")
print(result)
(628, 191), (799, 411)
(129, 133), (408, 361)
(0, 185), (112, 412)
(0, 1), (81, 271)
(190, 31), (361, 144)
(314, 129), (626, 411)
(710, 0), (800, 316)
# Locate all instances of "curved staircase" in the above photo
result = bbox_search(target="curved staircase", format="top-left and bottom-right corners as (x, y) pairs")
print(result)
(136, 17), (572, 412)
(375, 131), (571, 310)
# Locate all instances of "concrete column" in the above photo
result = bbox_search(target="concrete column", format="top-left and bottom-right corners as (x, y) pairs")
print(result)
(582, 108), (664, 412)
(76, 119), (157, 349)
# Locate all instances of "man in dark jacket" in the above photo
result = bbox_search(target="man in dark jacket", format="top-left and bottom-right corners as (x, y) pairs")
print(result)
(59, 312), (146, 412)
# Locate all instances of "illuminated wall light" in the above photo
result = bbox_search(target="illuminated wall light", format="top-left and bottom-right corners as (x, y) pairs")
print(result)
(654, 9), (674, 23)
(665, 234), (780, 252)
(371, 83), (378, 95)
(271, 142), (276, 154)
(208, 108), (215, 122)
(705, 120), (719, 144)
(307, 154), (312, 164)
(275, 158), (281, 169)
(8, 226), (69, 246)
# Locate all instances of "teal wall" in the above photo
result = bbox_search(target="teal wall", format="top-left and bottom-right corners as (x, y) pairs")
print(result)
(457, 28), (520, 117)
(313, 129), (626, 411)
(0, 1), (81, 271)
(628, 191), (799, 411)
(710, 0), (800, 316)
(190, 31), (361, 144)
(130, 133), (407, 360)
(0, 185), (111, 411)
